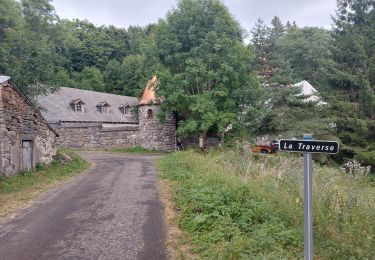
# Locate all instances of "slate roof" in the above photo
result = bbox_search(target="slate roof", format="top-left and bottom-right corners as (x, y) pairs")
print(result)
(0, 76), (10, 84)
(37, 87), (139, 124)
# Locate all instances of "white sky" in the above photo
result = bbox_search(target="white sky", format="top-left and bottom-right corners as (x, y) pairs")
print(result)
(52, 0), (337, 33)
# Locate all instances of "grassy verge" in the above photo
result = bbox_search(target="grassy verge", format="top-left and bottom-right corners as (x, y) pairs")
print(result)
(104, 146), (159, 153)
(158, 179), (198, 259)
(158, 150), (375, 259)
(78, 146), (160, 154)
(0, 149), (90, 218)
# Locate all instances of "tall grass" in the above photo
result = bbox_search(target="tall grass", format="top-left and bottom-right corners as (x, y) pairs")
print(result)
(158, 150), (375, 259)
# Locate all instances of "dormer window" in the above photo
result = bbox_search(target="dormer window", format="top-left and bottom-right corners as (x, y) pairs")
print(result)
(76, 103), (83, 112)
(119, 104), (131, 116)
(97, 101), (111, 114)
(70, 99), (85, 113)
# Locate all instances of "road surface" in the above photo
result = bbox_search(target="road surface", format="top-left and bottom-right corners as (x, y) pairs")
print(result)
(0, 152), (167, 260)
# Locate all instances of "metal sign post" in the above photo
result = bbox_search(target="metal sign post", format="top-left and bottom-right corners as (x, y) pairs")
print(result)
(303, 134), (313, 260)
(279, 135), (339, 260)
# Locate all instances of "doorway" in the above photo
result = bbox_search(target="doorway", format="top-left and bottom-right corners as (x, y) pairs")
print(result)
(22, 140), (33, 170)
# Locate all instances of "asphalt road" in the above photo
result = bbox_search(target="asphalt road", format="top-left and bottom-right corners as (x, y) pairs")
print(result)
(0, 152), (167, 260)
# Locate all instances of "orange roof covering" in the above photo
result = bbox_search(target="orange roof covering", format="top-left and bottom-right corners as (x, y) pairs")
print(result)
(139, 76), (160, 105)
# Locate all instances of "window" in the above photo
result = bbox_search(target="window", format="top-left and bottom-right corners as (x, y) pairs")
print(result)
(101, 105), (110, 114)
(147, 109), (153, 119)
(75, 102), (83, 112)
(71, 99), (85, 112)
(74, 101), (85, 112)
(97, 101), (111, 114)
(120, 104), (131, 116)
(124, 106), (130, 115)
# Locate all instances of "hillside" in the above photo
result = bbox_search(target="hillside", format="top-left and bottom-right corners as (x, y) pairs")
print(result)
(0, 0), (374, 168)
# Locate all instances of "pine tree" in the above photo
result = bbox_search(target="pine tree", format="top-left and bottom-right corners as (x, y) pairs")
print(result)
(332, 0), (375, 119)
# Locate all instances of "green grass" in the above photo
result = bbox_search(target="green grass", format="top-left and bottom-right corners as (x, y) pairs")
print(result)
(0, 149), (90, 217)
(103, 146), (160, 153)
(158, 150), (375, 259)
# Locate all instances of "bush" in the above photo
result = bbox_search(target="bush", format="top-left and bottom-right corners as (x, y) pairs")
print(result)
(355, 151), (375, 172)
(339, 132), (367, 147)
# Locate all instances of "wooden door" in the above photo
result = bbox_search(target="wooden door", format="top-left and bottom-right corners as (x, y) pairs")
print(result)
(22, 141), (33, 171)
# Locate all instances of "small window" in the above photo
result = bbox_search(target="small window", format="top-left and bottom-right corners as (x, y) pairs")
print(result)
(124, 106), (130, 115)
(120, 105), (131, 116)
(75, 102), (84, 112)
(97, 101), (111, 114)
(147, 109), (153, 119)
(101, 106), (110, 114)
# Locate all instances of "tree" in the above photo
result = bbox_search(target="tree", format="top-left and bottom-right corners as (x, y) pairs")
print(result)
(1, 0), (60, 99)
(103, 59), (122, 93)
(155, 0), (263, 146)
(76, 67), (105, 92)
(119, 55), (149, 96)
(250, 18), (270, 85)
(269, 16), (285, 44)
(275, 27), (335, 85)
(250, 16), (289, 87)
(0, 0), (21, 41)
(332, 0), (375, 119)
(0, 0), (22, 73)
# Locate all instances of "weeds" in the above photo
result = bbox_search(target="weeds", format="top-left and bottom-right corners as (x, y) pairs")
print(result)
(158, 150), (375, 259)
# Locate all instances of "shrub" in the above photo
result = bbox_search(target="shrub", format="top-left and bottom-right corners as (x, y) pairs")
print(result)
(355, 151), (375, 172)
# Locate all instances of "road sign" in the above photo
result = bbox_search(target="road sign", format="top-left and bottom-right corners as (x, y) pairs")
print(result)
(279, 139), (339, 154)
(279, 135), (340, 260)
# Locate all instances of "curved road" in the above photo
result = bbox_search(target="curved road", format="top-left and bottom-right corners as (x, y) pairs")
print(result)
(0, 152), (167, 260)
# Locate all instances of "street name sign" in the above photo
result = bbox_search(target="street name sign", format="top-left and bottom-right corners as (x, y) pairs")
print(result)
(279, 139), (339, 154)
(279, 135), (340, 260)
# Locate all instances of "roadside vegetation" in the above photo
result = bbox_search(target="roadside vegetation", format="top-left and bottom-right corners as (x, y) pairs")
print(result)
(0, 149), (90, 218)
(103, 146), (160, 154)
(158, 150), (375, 259)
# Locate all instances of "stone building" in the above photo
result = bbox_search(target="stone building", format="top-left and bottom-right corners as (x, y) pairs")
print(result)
(138, 76), (176, 151)
(0, 76), (58, 177)
(37, 76), (176, 151)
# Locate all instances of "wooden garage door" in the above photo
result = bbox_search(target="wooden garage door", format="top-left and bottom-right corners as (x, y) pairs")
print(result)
(22, 141), (33, 171)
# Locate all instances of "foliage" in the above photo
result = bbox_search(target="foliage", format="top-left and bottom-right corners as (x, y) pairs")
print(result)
(355, 151), (375, 171)
(155, 0), (264, 141)
(249, 6), (375, 163)
(332, 0), (375, 119)
(75, 66), (105, 92)
(0, 0), (155, 100)
(158, 150), (375, 259)
(275, 27), (334, 85)
(103, 146), (159, 153)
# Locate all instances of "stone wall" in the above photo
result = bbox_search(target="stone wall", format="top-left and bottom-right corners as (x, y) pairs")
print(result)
(181, 133), (221, 149)
(0, 83), (57, 177)
(54, 123), (139, 148)
(138, 105), (176, 151)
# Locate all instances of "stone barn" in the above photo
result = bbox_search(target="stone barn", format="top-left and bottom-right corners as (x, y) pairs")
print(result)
(38, 76), (176, 151)
(0, 76), (57, 177)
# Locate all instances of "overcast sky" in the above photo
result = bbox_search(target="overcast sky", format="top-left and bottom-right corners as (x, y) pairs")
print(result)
(52, 0), (337, 34)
